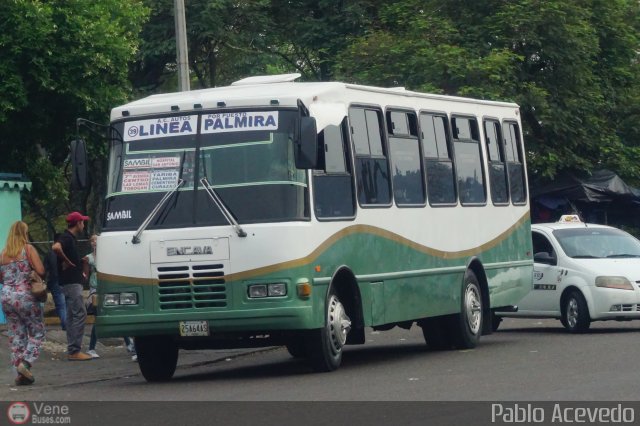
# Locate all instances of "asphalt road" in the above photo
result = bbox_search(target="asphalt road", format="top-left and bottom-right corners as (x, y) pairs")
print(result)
(4, 317), (640, 402)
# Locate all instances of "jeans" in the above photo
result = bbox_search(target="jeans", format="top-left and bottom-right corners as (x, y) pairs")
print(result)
(48, 280), (67, 330)
(61, 283), (86, 355)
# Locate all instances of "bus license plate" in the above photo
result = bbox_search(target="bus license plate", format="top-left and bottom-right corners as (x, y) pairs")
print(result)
(179, 321), (210, 337)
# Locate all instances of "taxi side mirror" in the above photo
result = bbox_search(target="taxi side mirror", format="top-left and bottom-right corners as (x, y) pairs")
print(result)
(534, 252), (557, 266)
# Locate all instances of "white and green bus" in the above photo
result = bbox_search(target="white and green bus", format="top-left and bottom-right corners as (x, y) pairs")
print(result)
(74, 74), (533, 381)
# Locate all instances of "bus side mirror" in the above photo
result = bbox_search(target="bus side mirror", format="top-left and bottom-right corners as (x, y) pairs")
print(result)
(295, 116), (319, 169)
(70, 139), (89, 190)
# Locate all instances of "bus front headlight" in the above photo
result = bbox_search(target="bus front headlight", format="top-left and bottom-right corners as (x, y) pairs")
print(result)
(103, 292), (139, 306)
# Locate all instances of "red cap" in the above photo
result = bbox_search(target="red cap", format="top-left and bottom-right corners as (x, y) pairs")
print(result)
(66, 211), (90, 223)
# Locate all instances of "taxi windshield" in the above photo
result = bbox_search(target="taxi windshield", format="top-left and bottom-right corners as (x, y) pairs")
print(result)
(553, 228), (640, 259)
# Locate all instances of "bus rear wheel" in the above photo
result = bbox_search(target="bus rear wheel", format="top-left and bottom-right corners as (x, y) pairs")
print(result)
(450, 270), (483, 349)
(421, 316), (454, 350)
(136, 335), (179, 382)
(307, 287), (351, 372)
(285, 339), (308, 358)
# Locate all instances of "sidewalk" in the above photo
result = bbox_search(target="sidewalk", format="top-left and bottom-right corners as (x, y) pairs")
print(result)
(0, 319), (259, 394)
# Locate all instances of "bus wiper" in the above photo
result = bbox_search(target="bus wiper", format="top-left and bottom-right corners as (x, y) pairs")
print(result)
(606, 254), (640, 258)
(200, 177), (247, 238)
(131, 179), (185, 244)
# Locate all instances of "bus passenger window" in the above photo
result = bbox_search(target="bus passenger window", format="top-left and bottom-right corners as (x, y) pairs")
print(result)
(503, 121), (527, 204)
(387, 110), (424, 206)
(349, 107), (391, 206)
(484, 119), (509, 204)
(452, 116), (486, 205)
(313, 121), (355, 219)
(419, 113), (456, 205)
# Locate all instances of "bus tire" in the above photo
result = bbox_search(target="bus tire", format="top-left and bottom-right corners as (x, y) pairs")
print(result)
(285, 339), (308, 358)
(420, 316), (453, 350)
(562, 290), (591, 333)
(136, 335), (179, 382)
(307, 286), (351, 372)
(450, 270), (483, 349)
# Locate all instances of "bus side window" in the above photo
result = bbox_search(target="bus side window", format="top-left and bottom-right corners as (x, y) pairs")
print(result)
(419, 113), (457, 205)
(349, 107), (392, 206)
(452, 116), (486, 205)
(484, 119), (509, 205)
(387, 110), (425, 206)
(313, 120), (356, 219)
(503, 121), (527, 204)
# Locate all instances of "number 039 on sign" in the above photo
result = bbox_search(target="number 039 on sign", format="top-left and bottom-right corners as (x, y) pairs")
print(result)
(179, 321), (210, 337)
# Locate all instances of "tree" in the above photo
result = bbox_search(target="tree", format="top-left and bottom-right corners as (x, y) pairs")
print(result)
(131, 0), (377, 93)
(131, 0), (283, 92)
(334, 0), (640, 183)
(0, 0), (148, 241)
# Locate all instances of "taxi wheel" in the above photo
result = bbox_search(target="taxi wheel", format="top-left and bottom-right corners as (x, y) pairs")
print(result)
(136, 335), (179, 382)
(562, 291), (591, 333)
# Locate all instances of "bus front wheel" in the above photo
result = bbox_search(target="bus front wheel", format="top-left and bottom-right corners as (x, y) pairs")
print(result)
(136, 335), (179, 382)
(307, 287), (351, 372)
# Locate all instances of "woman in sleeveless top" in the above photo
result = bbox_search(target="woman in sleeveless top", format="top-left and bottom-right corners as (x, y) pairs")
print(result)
(0, 221), (46, 385)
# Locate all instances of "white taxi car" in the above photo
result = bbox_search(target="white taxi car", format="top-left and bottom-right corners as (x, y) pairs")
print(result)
(497, 215), (640, 332)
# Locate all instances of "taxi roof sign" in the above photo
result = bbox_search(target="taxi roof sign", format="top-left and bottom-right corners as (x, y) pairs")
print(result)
(558, 214), (582, 223)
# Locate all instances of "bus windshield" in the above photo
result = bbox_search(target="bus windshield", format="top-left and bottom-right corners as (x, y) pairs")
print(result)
(103, 109), (309, 231)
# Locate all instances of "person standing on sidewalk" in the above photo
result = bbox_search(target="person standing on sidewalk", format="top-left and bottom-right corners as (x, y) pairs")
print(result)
(52, 212), (92, 361)
(45, 233), (66, 330)
(0, 221), (46, 385)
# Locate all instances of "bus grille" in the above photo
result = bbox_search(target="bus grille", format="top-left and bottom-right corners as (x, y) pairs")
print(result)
(156, 264), (226, 310)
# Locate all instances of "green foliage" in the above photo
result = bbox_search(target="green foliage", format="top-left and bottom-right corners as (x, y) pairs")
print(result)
(0, 0), (148, 240)
(2, 0), (640, 242)
(334, 0), (640, 183)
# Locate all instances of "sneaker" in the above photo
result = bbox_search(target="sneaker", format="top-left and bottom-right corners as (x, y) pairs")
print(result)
(87, 350), (100, 359)
(68, 352), (92, 361)
(14, 374), (34, 386)
(16, 363), (34, 384)
(131, 354), (138, 362)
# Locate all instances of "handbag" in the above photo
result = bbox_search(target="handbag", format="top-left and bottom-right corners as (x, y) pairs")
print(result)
(30, 271), (48, 303)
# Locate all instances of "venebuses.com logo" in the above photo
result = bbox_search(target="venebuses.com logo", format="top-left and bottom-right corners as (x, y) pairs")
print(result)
(7, 402), (30, 425)
(7, 401), (72, 424)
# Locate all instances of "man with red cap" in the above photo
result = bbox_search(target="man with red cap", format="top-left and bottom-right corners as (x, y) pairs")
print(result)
(52, 211), (92, 361)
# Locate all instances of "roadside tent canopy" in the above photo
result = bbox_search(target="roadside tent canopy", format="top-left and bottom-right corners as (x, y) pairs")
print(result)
(531, 170), (640, 225)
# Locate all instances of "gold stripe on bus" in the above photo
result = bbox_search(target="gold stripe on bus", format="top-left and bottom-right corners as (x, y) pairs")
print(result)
(227, 211), (530, 281)
(98, 211), (529, 285)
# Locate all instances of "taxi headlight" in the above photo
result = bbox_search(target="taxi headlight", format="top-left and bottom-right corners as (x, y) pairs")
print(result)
(595, 276), (634, 290)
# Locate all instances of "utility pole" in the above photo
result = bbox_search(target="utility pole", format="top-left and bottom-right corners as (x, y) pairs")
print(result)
(174, 0), (190, 91)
